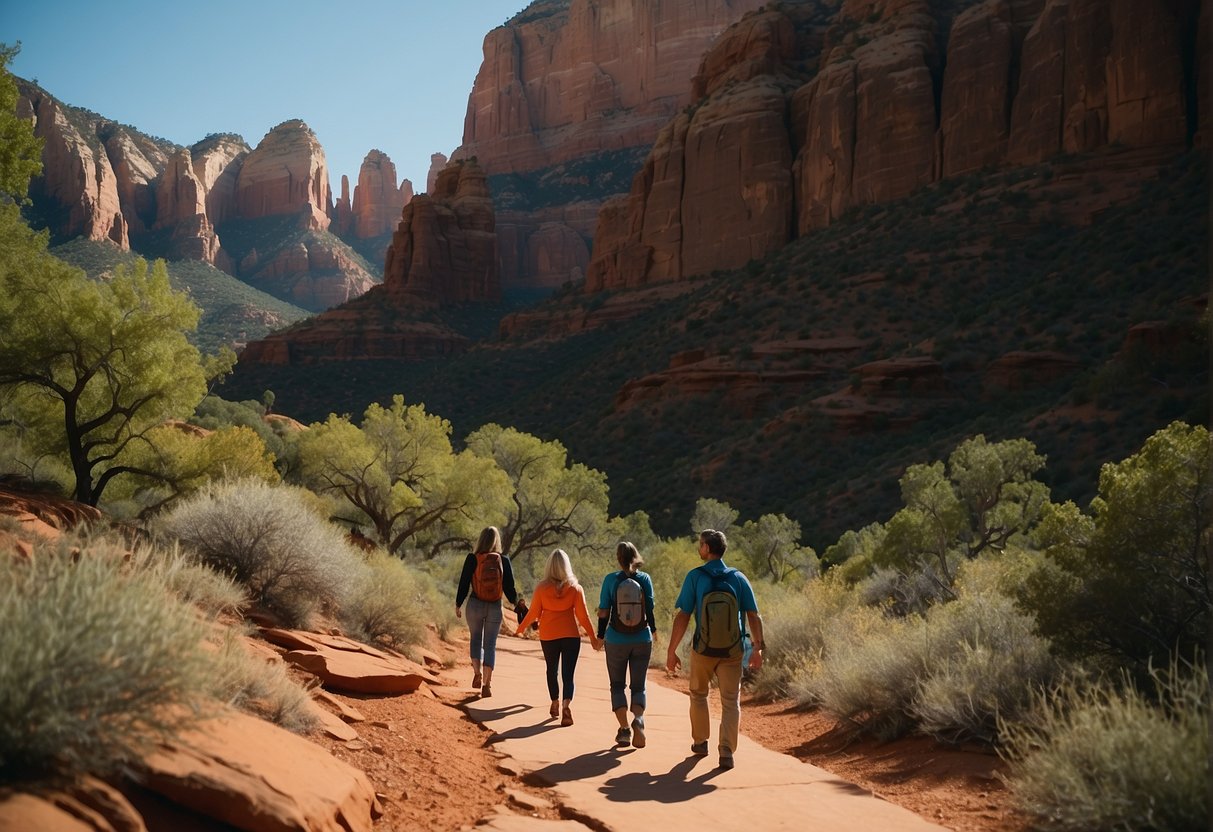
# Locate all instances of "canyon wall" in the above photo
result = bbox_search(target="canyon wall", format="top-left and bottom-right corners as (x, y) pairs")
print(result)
(587, 0), (1204, 290)
(454, 0), (768, 289)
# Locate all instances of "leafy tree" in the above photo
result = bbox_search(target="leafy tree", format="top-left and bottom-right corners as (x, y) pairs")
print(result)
(690, 497), (739, 535)
(0, 43), (42, 199)
(0, 244), (224, 505)
(191, 394), (299, 478)
(874, 435), (1049, 593)
(732, 512), (818, 582)
(465, 424), (609, 562)
(1021, 421), (1211, 676)
(115, 424), (278, 517)
(297, 396), (508, 555)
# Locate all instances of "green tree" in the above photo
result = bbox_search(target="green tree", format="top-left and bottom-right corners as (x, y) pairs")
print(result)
(0, 43), (42, 199)
(465, 424), (610, 562)
(298, 396), (508, 555)
(0, 244), (221, 504)
(1021, 421), (1211, 676)
(690, 497), (739, 535)
(732, 512), (819, 583)
(875, 435), (1049, 593)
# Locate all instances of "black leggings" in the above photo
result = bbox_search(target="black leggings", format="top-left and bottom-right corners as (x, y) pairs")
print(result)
(541, 637), (582, 701)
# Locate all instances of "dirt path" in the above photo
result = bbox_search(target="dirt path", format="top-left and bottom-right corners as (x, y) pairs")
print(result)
(310, 629), (1028, 831)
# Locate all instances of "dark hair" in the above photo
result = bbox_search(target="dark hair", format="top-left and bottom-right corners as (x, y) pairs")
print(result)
(699, 529), (727, 557)
(616, 541), (643, 573)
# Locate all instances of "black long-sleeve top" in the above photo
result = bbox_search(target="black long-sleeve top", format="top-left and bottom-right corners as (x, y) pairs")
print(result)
(455, 552), (520, 607)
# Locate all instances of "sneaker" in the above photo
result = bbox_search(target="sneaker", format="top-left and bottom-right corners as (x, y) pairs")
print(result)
(615, 726), (632, 745)
(481, 683), (492, 698)
(549, 701), (560, 719)
(690, 741), (709, 756)
(471, 671), (482, 689)
(630, 715), (646, 748)
(719, 753), (735, 770)
(561, 705), (574, 726)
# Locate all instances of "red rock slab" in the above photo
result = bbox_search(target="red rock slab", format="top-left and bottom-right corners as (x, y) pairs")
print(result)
(312, 689), (366, 723)
(306, 700), (360, 742)
(136, 707), (377, 832)
(284, 649), (430, 695)
(0, 794), (98, 832)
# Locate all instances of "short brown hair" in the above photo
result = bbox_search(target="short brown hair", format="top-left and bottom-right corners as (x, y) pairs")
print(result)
(699, 529), (727, 557)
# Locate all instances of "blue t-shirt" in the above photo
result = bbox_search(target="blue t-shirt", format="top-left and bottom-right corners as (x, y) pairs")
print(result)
(674, 559), (758, 632)
(598, 570), (656, 645)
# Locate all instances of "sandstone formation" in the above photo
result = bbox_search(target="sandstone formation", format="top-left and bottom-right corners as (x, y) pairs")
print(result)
(153, 148), (229, 268)
(18, 84), (129, 247)
(352, 150), (409, 239)
(239, 159), (500, 365)
(237, 237), (378, 311)
(333, 174), (354, 235)
(983, 350), (1081, 392)
(190, 133), (248, 227)
(236, 120), (332, 231)
(455, 0), (767, 289)
(427, 152), (448, 193)
(383, 159), (500, 303)
(587, 0), (1206, 289)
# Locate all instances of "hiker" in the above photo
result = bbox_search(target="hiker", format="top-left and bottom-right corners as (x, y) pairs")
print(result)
(516, 548), (603, 726)
(665, 529), (764, 770)
(455, 526), (525, 698)
(597, 541), (657, 748)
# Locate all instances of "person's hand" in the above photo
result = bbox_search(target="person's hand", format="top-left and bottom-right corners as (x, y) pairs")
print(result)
(514, 628), (524, 638)
(747, 649), (764, 672)
(666, 649), (682, 674)
(455, 605), (462, 619)
(592, 636), (604, 651)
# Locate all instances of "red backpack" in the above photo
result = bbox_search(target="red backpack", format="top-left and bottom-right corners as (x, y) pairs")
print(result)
(472, 552), (504, 602)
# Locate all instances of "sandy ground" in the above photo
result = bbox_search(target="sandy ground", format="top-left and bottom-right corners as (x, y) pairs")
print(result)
(310, 630), (1030, 831)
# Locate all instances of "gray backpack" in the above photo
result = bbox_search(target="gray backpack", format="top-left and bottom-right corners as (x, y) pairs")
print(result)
(610, 572), (647, 634)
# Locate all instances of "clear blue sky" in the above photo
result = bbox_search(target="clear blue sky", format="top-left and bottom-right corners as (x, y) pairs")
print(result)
(3, 0), (527, 192)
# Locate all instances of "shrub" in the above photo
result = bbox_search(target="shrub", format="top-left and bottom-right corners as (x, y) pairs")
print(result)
(160, 479), (366, 627)
(750, 576), (856, 699)
(340, 550), (433, 649)
(135, 543), (248, 616)
(207, 631), (316, 734)
(0, 533), (214, 782)
(1001, 661), (1209, 831)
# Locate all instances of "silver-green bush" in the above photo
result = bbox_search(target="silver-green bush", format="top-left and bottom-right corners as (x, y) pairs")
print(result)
(1001, 661), (1209, 831)
(340, 550), (432, 649)
(160, 480), (365, 627)
(208, 631), (316, 734)
(750, 576), (857, 699)
(0, 534), (214, 782)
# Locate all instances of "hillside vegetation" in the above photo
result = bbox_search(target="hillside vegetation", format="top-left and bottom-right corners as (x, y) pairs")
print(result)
(226, 150), (1209, 547)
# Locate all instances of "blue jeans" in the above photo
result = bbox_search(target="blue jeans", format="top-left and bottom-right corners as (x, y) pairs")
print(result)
(465, 596), (503, 668)
(541, 637), (582, 701)
(605, 641), (651, 712)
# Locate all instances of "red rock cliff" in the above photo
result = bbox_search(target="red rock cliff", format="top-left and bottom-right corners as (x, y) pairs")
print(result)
(353, 150), (410, 239)
(235, 120), (332, 230)
(588, 0), (1205, 289)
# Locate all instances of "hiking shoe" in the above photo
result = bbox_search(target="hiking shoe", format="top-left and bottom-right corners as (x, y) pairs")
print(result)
(549, 701), (560, 719)
(719, 753), (735, 770)
(561, 706), (574, 726)
(615, 726), (632, 746)
(690, 741), (708, 756)
(481, 683), (492, 698)
(630, 715), (646, 748)
(471, 671), (482, 690)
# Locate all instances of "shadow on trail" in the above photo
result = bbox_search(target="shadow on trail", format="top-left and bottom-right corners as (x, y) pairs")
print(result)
(465, 702), (530, 723)
(524, 749), (625, 786)
(485, 718), (563, 745)
(599, 755), (722, 803)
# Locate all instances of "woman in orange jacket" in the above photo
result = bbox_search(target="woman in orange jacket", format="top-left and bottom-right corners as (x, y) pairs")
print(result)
(516, 548), (603, 726)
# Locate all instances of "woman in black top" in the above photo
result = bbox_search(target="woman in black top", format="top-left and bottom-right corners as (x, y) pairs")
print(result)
(455, 525), (523, 697)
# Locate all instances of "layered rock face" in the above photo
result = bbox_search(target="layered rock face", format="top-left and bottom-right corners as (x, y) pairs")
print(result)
(18, 85), (130, 247)
(235, 119), (332, 231)
(383, 159), (500, 303)
(349, 150), (413, 239)
(455, 0), (767, 289)
(240, 159), (499, 365)
(588, 0), (1205, 289)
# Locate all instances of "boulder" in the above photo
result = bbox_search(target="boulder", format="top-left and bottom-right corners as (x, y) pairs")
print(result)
(260, 627), (440, 695)
(134, 707), (378, 832)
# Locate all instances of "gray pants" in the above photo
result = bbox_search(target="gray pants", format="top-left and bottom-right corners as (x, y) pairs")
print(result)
(605, 640), (651, 712)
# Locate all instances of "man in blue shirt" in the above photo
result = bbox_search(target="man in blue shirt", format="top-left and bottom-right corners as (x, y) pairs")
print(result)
(666, 529), (764, 770)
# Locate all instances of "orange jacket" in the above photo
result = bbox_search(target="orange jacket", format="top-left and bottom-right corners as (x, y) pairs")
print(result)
(517, 581), (595, 641)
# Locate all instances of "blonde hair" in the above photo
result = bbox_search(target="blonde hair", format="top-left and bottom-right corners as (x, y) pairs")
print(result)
(616, 541), (643, 574)
(543, 548), (580, 591)
(476, 526), (502, 554)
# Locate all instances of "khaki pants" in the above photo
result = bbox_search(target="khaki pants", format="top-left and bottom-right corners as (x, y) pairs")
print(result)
(688, 650), (743, 755)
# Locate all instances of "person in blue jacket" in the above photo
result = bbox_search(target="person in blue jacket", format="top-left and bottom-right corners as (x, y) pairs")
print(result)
(597, 541), (657, 747)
